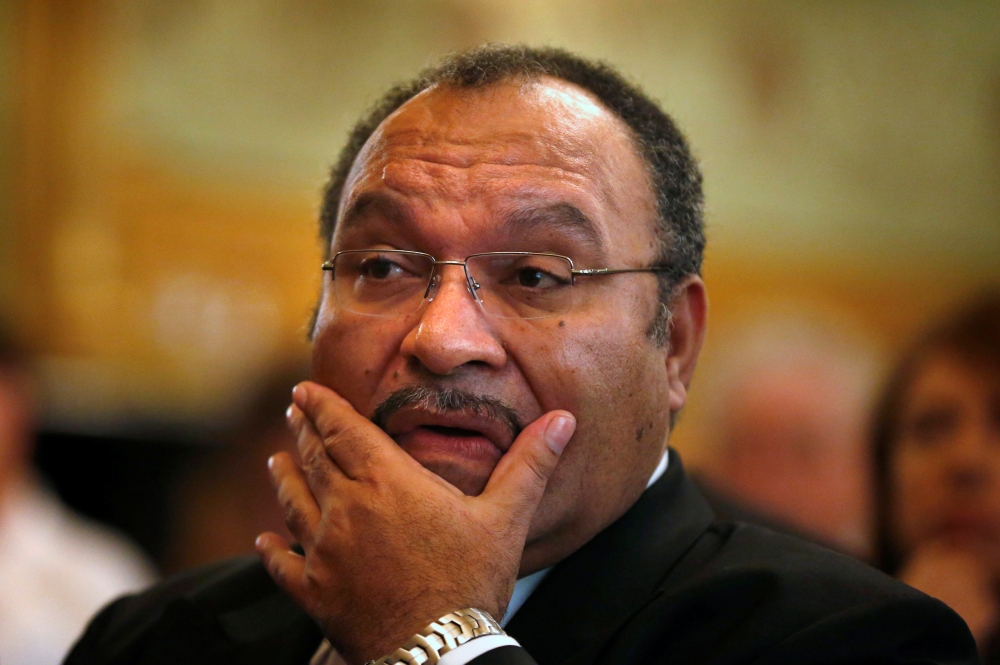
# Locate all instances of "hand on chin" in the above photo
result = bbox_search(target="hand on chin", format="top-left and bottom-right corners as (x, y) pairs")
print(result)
(393, 425), (504, 496)
(400, 444), (498, 496)
(256, 380), (575, 663)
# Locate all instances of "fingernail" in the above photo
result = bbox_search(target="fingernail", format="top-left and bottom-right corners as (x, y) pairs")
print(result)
(545, 414), (576, 454)
(267, 455), (276, 471)
(285, 405), (294, 420)
(291, 383), (307, 406)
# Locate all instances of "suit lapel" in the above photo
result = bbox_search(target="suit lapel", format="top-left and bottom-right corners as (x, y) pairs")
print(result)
(505, 449), (714, 665)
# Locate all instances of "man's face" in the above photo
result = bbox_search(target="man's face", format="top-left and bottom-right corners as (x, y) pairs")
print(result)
(311, 77), (677, 568)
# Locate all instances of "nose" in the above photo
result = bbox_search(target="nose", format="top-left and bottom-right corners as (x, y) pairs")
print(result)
(945, 419), (995, 493)
(423, 260), (480, 303)
(400, 264), (507, 376)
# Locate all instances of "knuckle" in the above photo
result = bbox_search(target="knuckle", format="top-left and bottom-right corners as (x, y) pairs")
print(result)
(275, 483), (292, 510)
(322, 424), (359, 451)
(306, 462), (330, 490)
(295, 431), (317, 459)
(314, 406), (344, 438)
(306, 446), (326, 468)
(321, 430), (344, 454)
(269, 559), (286, 585)
(283, 505), (306, 531)
(324, 427), (377, 471)
(523, 453), (551, 484)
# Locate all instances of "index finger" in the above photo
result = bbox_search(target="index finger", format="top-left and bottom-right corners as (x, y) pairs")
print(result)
(291, 381), (408, 480)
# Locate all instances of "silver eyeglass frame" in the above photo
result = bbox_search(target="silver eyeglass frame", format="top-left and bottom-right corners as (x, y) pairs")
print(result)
(320, 249), (671, 318)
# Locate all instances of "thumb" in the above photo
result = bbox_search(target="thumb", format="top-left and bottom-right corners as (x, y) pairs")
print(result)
(481, 410), (576, 520)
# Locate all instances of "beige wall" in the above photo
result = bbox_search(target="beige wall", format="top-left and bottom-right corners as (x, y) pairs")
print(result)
(0, 0), (15, 302)
(3, 0), (998, 440)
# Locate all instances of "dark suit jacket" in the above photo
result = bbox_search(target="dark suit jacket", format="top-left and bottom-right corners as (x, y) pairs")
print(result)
(65, 451), (978, 665)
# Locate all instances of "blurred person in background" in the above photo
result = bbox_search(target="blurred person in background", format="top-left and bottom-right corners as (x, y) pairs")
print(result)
(873, 290), (1000, 661)
(694, 309), (879, 558)
(0, 321), (156, 664)
(165, 366), (304, 574)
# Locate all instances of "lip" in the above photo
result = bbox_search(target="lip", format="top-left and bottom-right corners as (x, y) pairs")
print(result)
(384, 407), (516, 453)
(930, 510), (999, 544)
(939, 514), (997, 534)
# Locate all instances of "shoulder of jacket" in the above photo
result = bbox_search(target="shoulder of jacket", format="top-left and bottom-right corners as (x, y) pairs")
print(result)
(670, 520), (924, 606)
(65, 555), (300, 664)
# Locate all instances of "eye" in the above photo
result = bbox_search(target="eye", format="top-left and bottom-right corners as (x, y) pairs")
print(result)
(517, 267), (550, 288)
(507, 261), (571, 290)
(358, 256), (403, 280)
(907, 407), (959, 447)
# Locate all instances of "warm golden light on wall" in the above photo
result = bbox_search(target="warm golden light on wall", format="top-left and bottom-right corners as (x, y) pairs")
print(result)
(2, 0), (998, 444)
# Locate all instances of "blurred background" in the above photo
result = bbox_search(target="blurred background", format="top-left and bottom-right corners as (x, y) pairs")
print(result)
(0, 0), (999, 658)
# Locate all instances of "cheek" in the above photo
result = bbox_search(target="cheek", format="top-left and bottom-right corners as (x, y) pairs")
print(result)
(890, 447), (945, 550)
(991, 456), (1000, 506)
(311, 312), (409, 414)
(522, 313), (670, 478)
(517, 313), (666, 417)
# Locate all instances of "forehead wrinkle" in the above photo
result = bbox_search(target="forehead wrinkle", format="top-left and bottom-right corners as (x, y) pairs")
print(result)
(386, 158), (480, 204)
(380, 126), (549, 167)
(338, 190), (417, 236)
(381, 156), (601, 209)
(497, 203), (604, 255)
(377, 90), (633, 214)
(338, 78), (652, 248)
(341, 158), (615, 257)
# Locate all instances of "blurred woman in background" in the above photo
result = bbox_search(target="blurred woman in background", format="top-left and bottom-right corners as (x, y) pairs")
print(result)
(873, 291), (1000, 660)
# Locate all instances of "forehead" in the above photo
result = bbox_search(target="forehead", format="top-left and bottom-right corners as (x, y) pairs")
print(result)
(908, 351), (1000, 397)
(335, 77), (657, 256)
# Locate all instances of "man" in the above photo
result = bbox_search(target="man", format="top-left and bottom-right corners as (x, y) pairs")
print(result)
(694, 309), (878, 558)
(66, 45), (976, 665)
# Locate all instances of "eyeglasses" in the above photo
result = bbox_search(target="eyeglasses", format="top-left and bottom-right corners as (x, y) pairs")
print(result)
(321, 249), (670, 320)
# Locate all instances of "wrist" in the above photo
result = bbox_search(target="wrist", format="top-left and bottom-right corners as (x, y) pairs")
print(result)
(367, 608), (505, 665)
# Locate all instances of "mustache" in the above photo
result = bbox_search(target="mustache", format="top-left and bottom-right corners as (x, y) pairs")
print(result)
(371, 386), (523, 441)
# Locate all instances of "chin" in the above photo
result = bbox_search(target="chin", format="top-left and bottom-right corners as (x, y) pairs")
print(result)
(417, 457), (492, 496)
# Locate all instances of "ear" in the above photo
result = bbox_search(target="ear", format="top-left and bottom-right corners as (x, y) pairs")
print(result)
(665, 276), (708, 414)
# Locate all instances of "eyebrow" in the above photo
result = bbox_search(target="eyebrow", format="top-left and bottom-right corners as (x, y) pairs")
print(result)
(498, 203), (604, 254)
(339, 193), (604, 254)
(338, 192), (415, 235)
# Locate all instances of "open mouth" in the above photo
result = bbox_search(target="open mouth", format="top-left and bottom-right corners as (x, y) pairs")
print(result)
(383, 406), (516, 453)
(420, 425), (486, 437)
(372, 386), (522, 454)
(393, 423), (505, 471)
(382, 416), (509, 495)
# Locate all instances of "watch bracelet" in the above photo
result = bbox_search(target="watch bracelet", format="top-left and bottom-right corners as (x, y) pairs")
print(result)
(369, 608), (505, 665)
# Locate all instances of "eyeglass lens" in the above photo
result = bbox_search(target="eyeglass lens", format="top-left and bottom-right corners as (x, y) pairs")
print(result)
(331, 250), (576, 320)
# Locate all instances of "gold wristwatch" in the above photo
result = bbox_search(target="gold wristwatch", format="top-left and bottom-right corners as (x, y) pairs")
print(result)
(368, 608), (505, 665)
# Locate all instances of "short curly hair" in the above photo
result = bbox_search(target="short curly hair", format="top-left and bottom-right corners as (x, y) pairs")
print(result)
(318, 44), (705, 300)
